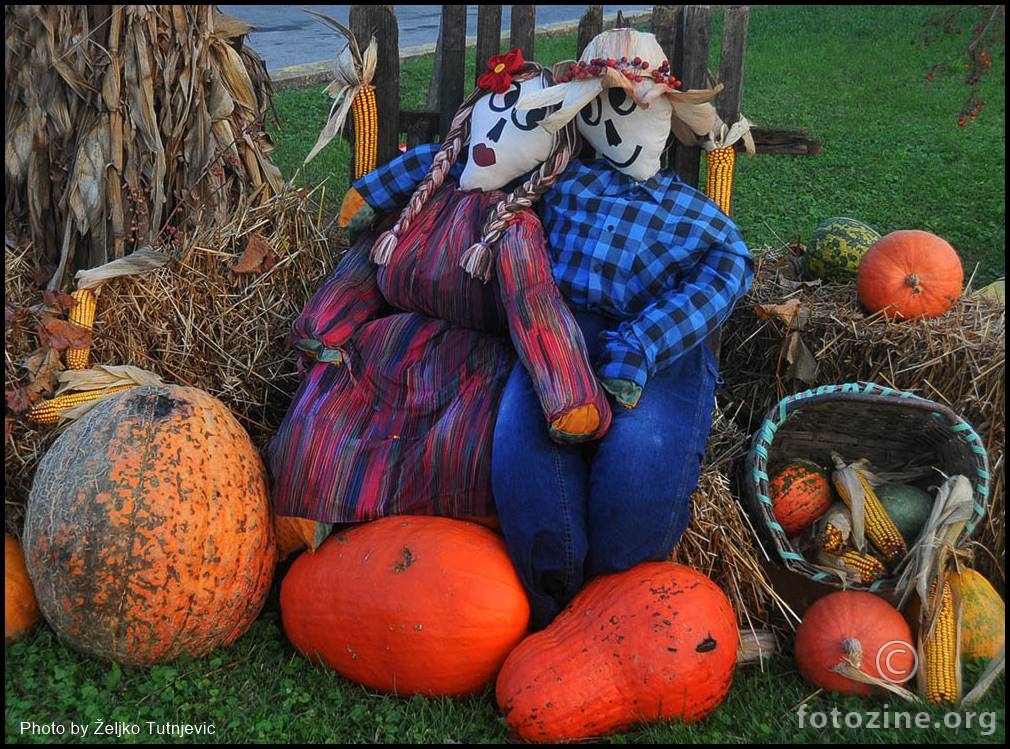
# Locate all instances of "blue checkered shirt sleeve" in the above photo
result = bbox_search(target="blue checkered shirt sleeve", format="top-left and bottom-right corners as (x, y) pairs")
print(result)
(542, 160), (755, 387)
(353, 144), (462, 212)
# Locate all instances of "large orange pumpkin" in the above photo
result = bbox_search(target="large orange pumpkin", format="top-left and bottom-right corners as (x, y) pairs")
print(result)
(856, 229), (964, 319)
(23, 385), (276, 666)
(496, 562), (738, 743)
(6, 533), (41, 644)
(795, 590), (915, 696)
(280, 515), (530, 697)
(769, 459), (833, 535)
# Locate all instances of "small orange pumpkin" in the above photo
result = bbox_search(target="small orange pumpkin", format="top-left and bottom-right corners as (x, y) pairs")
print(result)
(24, 385), (277, 666)
(795, 590), (915, 696)
(856, 229), (964, 319)
(496, 562), (738, 743)
(280, 515), (529, 697)
(6, 533), (41, 644)
(769, 459), (833, 535)
(949, 568), (1004, 662)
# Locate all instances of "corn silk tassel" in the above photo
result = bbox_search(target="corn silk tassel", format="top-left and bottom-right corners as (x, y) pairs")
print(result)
(703, 115), (754, 216)
(301, 9), (378, 171)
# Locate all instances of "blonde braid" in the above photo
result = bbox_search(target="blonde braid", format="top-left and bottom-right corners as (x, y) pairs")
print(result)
(370, 92), (481, 265)
(460, 117), (579, 281)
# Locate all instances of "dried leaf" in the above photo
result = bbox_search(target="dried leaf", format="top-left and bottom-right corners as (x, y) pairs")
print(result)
(755, 298), (805, 329)
(56, 364), (163, 395)
(67, 122), (110, 234)
(232, 233), (274, 274)
(5, 386), (40, 414)
(42, 290), (77, 312)
(21, 347), (63, 395)
(37, 314), (93, 352)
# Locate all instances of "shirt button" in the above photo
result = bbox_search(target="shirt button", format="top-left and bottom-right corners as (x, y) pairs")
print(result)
(606, 225), (615, 232)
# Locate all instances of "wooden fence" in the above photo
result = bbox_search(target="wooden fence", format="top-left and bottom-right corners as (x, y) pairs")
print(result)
(346, 4), (821, 190)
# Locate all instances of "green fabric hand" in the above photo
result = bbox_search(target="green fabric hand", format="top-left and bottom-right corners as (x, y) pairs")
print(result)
(344, 202), (377, 241)
(295, 338), (344, 365)
(601, 377), (642, 410)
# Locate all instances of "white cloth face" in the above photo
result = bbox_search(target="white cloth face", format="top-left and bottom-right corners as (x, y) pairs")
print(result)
(577, 87), (673, 182)
(460, 75), (554, 191)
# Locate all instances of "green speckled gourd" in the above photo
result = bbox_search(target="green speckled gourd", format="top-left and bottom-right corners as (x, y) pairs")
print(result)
(877, 483), (933, 545)
(805, 217), (881, 282)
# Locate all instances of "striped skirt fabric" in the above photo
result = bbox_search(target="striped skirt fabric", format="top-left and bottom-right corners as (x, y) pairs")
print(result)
(269, 183), (609, 522)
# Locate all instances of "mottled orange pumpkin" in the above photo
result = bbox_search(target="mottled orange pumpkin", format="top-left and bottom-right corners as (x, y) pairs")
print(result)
(496, 562), (738, 743)
(280, 515), (530, 697)
(23, 385), (276, 666)
(949, 568), (1004, 662)
(795, 590), (915, 696)
(856, 230), (963, 319)
(6, 533), (41, 644)
(769, 459), (833, 535)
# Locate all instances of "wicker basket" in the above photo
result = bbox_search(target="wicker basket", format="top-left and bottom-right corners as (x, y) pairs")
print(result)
(743, 381), (990, 595)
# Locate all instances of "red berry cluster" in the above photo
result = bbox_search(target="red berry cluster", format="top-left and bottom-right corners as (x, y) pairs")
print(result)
(555, 56), (682, 89)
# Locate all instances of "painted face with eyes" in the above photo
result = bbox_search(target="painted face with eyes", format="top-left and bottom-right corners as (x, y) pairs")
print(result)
(578, 85), (673, 182)
(460, 75), (553, 191)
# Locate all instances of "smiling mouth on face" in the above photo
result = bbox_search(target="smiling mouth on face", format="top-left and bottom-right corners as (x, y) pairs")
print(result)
(472, 143), (497, 167)
(602, 145), (643, 169)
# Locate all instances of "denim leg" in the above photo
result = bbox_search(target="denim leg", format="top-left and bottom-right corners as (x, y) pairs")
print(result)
(492, 361), (590, 629)
(584, 343), (719, 577)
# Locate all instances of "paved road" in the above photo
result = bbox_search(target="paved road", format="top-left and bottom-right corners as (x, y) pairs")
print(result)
(219, 5), (653, 71)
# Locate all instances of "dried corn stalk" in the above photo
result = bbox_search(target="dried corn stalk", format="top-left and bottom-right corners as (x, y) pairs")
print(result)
(4, 5), (282, 289)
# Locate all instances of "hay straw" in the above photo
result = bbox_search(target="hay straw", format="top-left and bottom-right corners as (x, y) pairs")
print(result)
(5, 5), (279, 289)
(672, 406), (798, 633)
(719, 249), (1005, 589)
(5, 187), (338, 534)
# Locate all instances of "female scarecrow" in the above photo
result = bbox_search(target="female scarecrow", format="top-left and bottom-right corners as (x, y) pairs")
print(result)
(269, 52), (610, 525)
(491, 28), (757, 628)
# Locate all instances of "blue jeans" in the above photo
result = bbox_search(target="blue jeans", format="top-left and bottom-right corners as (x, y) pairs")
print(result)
(491, 312), (719, 629)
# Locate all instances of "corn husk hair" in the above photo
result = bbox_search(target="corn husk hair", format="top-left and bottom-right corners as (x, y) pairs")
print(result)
(518, 28), (722, 147)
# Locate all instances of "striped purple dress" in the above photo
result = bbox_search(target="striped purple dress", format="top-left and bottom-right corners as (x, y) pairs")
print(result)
(269, 183), (610, 523)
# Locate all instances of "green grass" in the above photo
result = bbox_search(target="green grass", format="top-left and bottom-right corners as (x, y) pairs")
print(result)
(269, 5), (1005, 284)
(5, 6), (1006, 745)
(5, 613), (1005, 744)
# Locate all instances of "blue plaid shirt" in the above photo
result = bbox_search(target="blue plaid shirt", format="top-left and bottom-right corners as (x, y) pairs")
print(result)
(354, 149), (754, 387)
(541, 158), (754, 386)
(355, 144), (461, 212)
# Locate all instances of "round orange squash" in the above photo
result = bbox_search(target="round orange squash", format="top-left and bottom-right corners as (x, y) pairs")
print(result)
(6, 533), (41, 644)
(496, 561), (738, 743)
(795, 590), (915, 696)
(769, 459), (833, 535)
(856, 229), (964, 319)
(280, 515), (530, 697)
(23, 385), (276, 666)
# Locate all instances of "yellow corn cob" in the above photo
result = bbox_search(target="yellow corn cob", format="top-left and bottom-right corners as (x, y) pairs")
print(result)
(66, 288), (97, 370)
(28, 385), (134, 425)
(815, 522), (847, 553)
(351, 84), (378, 180)
(831, 456), (908, 562)
(705, 145), (736, 216)
(922, 576), (962, 704)
(817, 548), (886, 585)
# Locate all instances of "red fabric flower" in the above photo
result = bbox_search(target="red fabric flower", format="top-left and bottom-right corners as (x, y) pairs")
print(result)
(477, 48), (524, 94)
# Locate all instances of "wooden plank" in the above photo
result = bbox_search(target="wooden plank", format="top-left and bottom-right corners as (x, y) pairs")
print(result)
(671, 5), (711, 187)
(510, 5), (536, 60)
(748, 126), (823, 156)
(577, 5), (603, 57)
(475, 5), (502, 84)
(437, 5), (467, 139)
(717, 6), (749, 126)
(349, 5), (400, 168)
(650, 5), (682, 63)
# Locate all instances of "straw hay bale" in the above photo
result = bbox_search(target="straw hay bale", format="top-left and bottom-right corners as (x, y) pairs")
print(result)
(718, 251), (1005, 590)
(4, 191), (338, 534)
